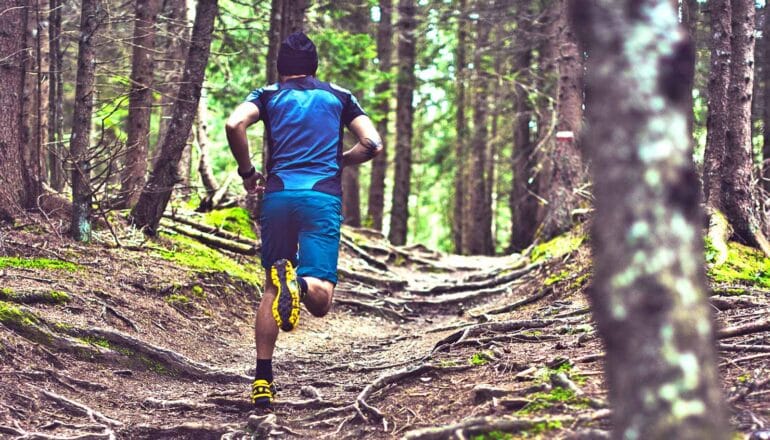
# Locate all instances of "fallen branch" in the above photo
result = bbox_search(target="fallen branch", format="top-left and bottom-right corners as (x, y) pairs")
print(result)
(159, 221), (258, 256)
(163, 212), (258, 246)
(718, 318), (770, 339)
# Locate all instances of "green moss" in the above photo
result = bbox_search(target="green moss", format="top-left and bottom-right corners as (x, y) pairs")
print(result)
(53, 322), (73, 332)
(517, 387), (590, 415)
(708, 241), (770, 289)
(191, 284), (205, 298)
(569, 272), (591, 289)
(531, 230), (586, 264)
(156, 233), (263, 286)
(80, 336), (111, 349)
(203, 207), (256, 239)
(0, 257), (79, 272)
(0, 288), (15, 299)
(471, 431), (514, 440)
(470, 351), (493, 366)
(139, 356), (171, 375)
(165, 294), (190, 306)
(49, 290), (70, 304)
(0, 301), (38, 327)
(528, 420), (563, 436)
(544, 270), (570, 286)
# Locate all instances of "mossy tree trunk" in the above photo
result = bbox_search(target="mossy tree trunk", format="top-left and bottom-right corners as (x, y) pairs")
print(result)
(130, 0), (218, 235)
(573, 0), (729, 438)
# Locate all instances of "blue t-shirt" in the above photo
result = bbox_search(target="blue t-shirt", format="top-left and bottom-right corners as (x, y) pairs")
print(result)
(245, 76), (366, 197)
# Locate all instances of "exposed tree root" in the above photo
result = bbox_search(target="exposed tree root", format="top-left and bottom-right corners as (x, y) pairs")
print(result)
(0, 289), (72, 305)
(127, 422), (239, 439)
(65, 327), (250, 383)
(334, 298), (410, 321)
(159, 221), (258, 256)
(410, 262), (541, 296)
(163, 213), (256, 245)
(339, 235), (389, 271)
(709, 296), (766, 311)
(718, 318), (770, 339)
(0, 423), (114, 440)
(401, 410), (610, 440)
(706, 208), (732, 266)
(337, 266), (407, 290)
(33, 386), (123, 427)
(433, 319), (566, 352)
(719, 343), (770, 353)
(476, 286), (553, 317)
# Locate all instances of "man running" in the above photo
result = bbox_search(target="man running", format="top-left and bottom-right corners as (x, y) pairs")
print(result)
(225, 32), (383, 409)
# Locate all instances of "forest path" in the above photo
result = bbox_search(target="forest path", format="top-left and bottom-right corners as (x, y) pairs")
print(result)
(1, 225), (768, 439)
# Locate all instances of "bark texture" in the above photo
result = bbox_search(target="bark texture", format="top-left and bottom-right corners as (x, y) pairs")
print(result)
(388, 0), (417, 245)
(367, 0), (393, 231)
(573, 1), (729, 438)
(724, 0), (767, 250)
(763, 2), (770, 193)
(452, 0), (468, 252)
(509, 42), (535, 252)
(48, 0), (64, 191)
(118, 0), (162, 208)
(21, 0), (46, 206)
(195, 87), (218, 196)
(533, 0), (585, 243)
(0, 0), (28, 221)
(70, 0), (103, 242)
(464, 1), (492, 255)
(130, 0), (218, 234)
(703, 0), (731, 208)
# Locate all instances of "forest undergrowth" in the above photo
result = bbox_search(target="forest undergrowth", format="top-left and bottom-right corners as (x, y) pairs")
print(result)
(0, 211), (768, 439)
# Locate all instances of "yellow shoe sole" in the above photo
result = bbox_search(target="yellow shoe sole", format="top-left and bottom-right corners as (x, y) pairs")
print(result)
(271, 259), (301, 331)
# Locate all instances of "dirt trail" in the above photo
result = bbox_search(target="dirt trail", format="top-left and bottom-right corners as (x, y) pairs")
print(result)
(0, 223), (768, 439)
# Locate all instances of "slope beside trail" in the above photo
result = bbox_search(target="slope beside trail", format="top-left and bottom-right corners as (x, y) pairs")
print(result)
(0, 218), (768, 439)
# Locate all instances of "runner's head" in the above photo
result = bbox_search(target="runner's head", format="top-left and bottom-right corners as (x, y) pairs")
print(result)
(277, 32), (318, 77)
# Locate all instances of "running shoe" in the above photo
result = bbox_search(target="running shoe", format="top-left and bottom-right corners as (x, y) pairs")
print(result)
(251, 379), (276, 409)
(271, 259), (301, 332)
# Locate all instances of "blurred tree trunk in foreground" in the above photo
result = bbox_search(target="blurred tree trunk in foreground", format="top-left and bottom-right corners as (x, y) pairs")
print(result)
(388, 0), (417, 245)
(131, 0), (219, 234)
(573, 0), (729, 438)
(368, 0), (393, 231)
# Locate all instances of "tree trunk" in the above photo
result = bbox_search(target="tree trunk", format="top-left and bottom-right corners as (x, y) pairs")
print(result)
(703, 0), (731, 209)
(681, 0), (699, 141)
(509, 8), (537, 252)
(21, 0), (45, 206)
(764, 3), (770, 193)
(534, 0), (585, 242)
(69, 0), (103, 242)
(48, 0), (64, 192)
(452, 0), (468, 253)
(0, 0), (28, 221)
(573, 1), (729, 438)
(340, 0), (370, 227)
(155, 0), (189, 160)
(388, 0), (417, 245)
(117, 0), (162, 208)
(465, 0), (492, 255)
(195, 87), (218, 196)
(367, 0), (393, 231)
(36, 0), (49, 191)
(723, 0), (769, 252)
(130, 0), (219, 235)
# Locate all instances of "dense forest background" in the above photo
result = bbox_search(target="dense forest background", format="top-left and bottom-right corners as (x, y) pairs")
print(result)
(2, 0), (770, 256)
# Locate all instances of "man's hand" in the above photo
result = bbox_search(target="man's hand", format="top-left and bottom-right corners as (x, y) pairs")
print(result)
(240, 167), (266, 195)
(343, 115), (383, 167)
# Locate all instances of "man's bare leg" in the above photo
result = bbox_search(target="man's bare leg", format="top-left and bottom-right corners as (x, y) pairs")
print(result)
(301, 276), (334, 317)
(255, 275), (278, 369)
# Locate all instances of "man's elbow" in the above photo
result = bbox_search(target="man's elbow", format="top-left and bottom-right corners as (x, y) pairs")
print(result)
(363, 136), (384, 158)
(225, 116), (246, 134)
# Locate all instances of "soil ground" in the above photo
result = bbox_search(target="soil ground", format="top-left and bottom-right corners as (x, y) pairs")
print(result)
(0, 215), (768, 439)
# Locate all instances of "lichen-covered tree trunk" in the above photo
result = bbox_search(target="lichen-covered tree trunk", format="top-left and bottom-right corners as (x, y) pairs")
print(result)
(48, 0), (65, 192)
(723, 0), (769, 253)
(465, 0), (492, 255)
(534, 0), (585, 243)
(703, 0), (731, 209)
(572, 1), (728, 438)
(130, 0), (218, 235)
(195, 87), (218, 196)
(117, 0), (162, 209)
(69, 0), (102, 242)
(367, 0), (393, 231)
(388, 0), (416, 245)
(452, 0), (468, 253)
(0, 0), (28, 221)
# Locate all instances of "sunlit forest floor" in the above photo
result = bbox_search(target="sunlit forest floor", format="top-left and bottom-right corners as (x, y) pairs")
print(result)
(0, 212), (768, 439)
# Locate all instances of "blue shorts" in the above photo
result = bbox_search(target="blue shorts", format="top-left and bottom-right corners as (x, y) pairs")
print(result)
(260, 190), (342, 284)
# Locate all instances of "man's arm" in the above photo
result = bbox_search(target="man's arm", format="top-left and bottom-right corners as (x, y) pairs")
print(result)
(225, 102), (263, 193)
(343, 115), (383, 167)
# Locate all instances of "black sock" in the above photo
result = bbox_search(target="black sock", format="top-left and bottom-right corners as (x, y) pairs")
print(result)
(298, 277), (308, 299)
(255, 358), (273, 384)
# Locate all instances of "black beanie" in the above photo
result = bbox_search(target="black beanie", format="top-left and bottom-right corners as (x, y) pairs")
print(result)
(277, 32), (318, 76)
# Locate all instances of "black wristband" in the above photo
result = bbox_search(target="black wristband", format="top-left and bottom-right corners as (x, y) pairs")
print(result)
(238, 165), (257, 179)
